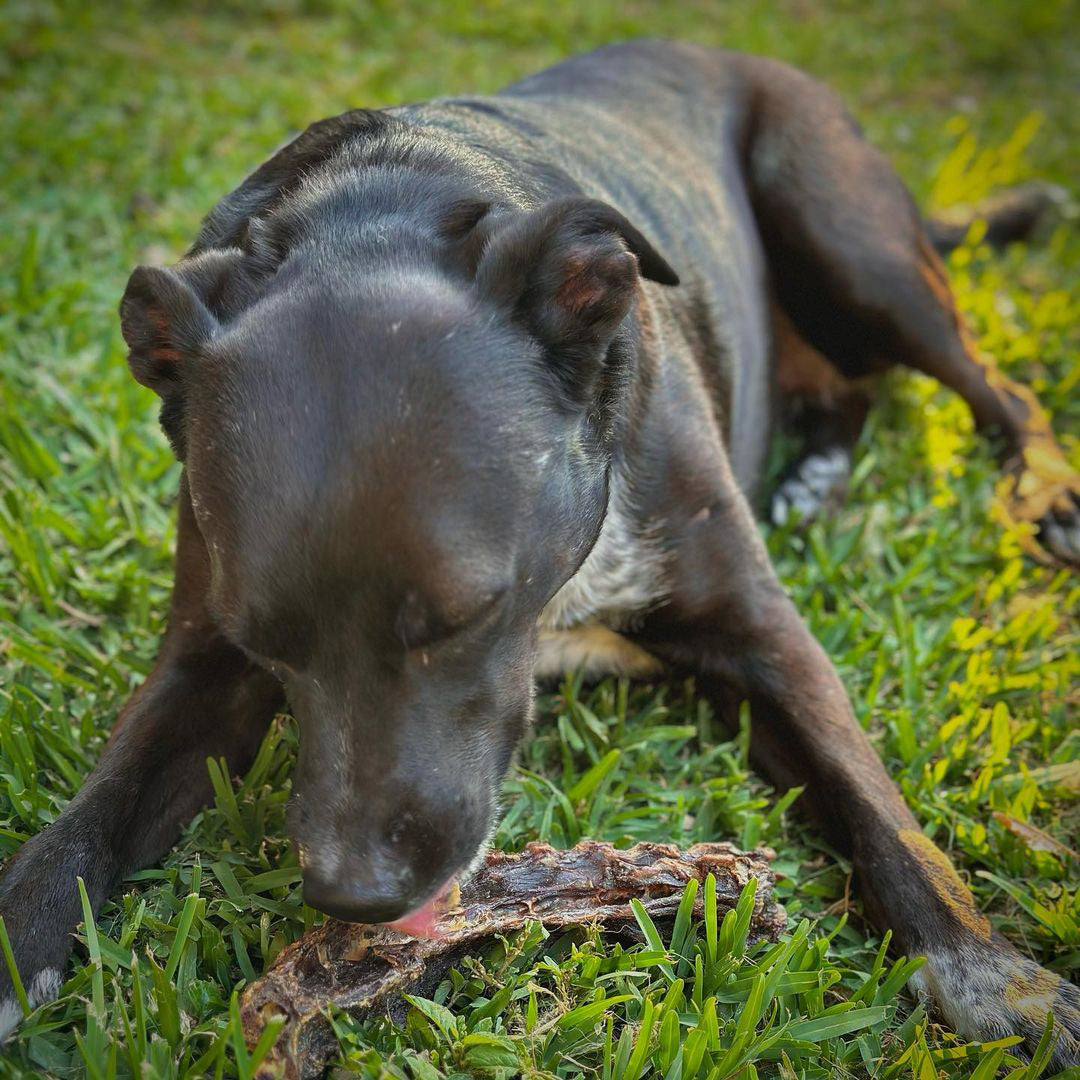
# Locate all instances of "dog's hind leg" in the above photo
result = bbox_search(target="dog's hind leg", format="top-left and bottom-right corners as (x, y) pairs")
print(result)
(0, 475), (282, 1038)
(740, 55), (1080, 563)
(925, 182), (1070, 258)
(769, 304), (874, 526)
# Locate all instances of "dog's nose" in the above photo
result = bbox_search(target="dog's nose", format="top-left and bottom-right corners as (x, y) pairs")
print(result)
(302, 868), (418, 924)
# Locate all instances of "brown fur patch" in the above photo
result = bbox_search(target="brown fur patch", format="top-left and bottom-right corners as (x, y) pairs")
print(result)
(774, 304), (851, 400)
(535, 624), (662, 681)
(898, 829), (991, 941)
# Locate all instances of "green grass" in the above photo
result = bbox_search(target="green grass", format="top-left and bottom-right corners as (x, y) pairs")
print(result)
(1, 1), (1078, 1077)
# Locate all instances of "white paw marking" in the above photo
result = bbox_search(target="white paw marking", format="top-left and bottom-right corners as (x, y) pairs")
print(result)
(770, 448), (851, 526)
(29, 968), (61, 1006)
(0, 967), (62, 1041)
(0, 998), (22, 1041)
(909, 950), (1003, 1044)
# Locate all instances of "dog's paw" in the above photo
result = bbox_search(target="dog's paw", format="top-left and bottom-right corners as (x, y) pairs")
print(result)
(0, 967), (63, 1041)
(998, 442), (1080, 567)
(0, 835), (82, 1042)
(1036, 492), (1080, 566)
(910, 937), (1080, 1070)
(770, 447), (851, 527)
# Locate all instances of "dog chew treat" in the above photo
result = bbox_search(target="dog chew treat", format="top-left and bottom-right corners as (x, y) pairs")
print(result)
(241, 840), (784, 1080)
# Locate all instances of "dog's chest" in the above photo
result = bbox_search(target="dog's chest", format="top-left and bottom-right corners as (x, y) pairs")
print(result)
(534, 488), (667, 679)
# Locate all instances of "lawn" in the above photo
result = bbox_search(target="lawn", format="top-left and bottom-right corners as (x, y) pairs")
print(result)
(1, 1), (1078, 1077)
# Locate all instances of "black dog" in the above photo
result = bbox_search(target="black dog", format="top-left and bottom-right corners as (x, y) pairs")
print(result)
(2, 41), (1078, 1063)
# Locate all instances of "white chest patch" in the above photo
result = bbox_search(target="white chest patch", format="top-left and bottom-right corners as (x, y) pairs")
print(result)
(538, 481), (669, 633)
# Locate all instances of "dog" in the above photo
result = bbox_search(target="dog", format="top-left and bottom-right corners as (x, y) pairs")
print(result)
(1, 40), (1077, 1064)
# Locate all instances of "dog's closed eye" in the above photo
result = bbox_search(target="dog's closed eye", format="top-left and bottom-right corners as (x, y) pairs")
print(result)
(395, 586), (508, 652)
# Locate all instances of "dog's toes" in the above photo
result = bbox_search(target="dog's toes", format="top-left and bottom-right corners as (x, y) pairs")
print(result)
(911, 937), (1080, 1070)
(1007, 967), (1080, 1070)
(998, 444), (1080, 568)
(770, 447), (851, 527)
(0, 1000), (20, 1042)
(0, 966), (63, 1040)
(1030, 489), (1080, 568)
(1035, 493), (1080, 567)
(0, 840), (80, 1042)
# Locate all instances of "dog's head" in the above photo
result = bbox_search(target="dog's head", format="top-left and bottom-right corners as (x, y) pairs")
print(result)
(120, 171), (677, 929)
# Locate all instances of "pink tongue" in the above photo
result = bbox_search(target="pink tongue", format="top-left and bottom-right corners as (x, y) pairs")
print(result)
(386, 880), (456, 939)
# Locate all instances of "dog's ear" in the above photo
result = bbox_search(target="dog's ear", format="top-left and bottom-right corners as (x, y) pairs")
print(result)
(120, 265), (219, 394)
(476, 197), (678, 370)
(120, 265), (220, 459)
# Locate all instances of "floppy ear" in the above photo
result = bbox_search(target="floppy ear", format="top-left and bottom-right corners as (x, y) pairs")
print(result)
(119, 265), (218, 395)
(120, 265), (220, 460)
(476, 197), (679, 370)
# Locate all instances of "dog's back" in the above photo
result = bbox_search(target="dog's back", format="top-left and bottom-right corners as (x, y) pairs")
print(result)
(396, 41), (777, 493)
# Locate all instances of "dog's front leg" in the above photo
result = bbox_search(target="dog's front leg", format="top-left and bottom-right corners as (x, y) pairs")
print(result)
(633, 492), (1079, 1067)
(0, 475), (282, 1037)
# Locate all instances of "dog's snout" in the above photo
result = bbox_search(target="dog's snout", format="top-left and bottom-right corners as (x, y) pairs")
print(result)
(288, 692), (507, 927)
(295, 804), (468, 925)
(302, 863), (417, 924)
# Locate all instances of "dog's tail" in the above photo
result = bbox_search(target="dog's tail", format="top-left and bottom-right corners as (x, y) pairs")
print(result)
(926, 182), (1072, 256)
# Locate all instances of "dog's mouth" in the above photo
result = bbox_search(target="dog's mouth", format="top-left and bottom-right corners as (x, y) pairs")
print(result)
(384, 877), (461, 939)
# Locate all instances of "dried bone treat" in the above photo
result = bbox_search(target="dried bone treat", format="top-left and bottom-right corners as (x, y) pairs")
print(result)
(241, 840), (784, 1079)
